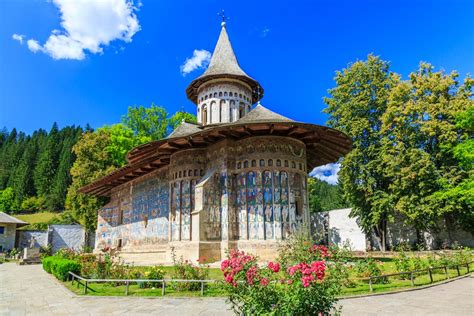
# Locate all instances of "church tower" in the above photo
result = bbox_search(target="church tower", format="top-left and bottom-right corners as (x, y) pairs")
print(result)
(186, 21), (264, 126)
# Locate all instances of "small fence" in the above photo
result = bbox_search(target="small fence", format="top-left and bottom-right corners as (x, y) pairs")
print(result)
(69, 272), (218, 296)
(365, 261), (472, 292)
(69, 261), (473, 296)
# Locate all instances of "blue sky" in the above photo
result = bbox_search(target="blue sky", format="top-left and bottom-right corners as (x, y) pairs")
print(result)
(1, 0), (473, 136)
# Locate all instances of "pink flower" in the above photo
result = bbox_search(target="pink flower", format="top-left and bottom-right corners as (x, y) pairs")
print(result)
(268, 262), (280, 273)
(221, 259), (230, 271)
(225, 274), (234, 284)
(260, 277), (269, 286)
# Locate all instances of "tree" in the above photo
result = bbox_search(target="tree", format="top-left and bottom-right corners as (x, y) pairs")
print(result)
(33, 123), (60, 197)
(324, 55), (399, 250)
(66, 130), (118, 230)
(122, 104), (169, 140)
(308, 177), (346, 213)
(0, 187), (15, 213)
(382, 64), (473, 239)
(98, 124), (151, 167)
(10, 136), (38, 209)
(169, 110), (198, 130)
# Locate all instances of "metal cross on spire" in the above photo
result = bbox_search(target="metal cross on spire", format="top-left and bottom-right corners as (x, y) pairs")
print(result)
(256, 86), (263, 105)
(218, 10), (228, 27)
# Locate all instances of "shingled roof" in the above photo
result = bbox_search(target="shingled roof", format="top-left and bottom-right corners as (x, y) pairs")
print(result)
(186, 23), (263, 104)
(233, 104), (293, 124)
(0, 212), (28, 227)
(166, 121), (202, 139)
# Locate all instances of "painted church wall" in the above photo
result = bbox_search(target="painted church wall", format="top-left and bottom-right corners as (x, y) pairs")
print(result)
(96, 168), (170, 251)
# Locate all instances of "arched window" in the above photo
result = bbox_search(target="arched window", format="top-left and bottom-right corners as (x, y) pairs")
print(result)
(205, 95), (208, 100)
(259, 159), (265, 167)
(284, 160), (289, 167)
(230, 100), (235, 121)
(237, 162), (242, 169)
(292, 161), (296, 169)
(268, 159), (273, 167)
(224, 92), (228, 97)
(251, 160), (256, 167)
(194, 169), (198, 176)
(219, 92), (223, 97)
(214, 92), (217, 97)
(276, 159), (281, 167)
(244, 160), (249, 168)
(210, 101), (216, 123)
(202, 105), (208, 125)
(220, 100), (225, 122)
(239, 93), (242, 98)
(239, 103), (245, 118)
(229, 92), (233, 97)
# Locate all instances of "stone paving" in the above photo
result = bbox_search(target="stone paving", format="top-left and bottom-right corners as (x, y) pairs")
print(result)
(1, 263), (473, 315)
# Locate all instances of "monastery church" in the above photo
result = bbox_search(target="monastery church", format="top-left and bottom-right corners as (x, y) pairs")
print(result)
(80, 21), (352, 264)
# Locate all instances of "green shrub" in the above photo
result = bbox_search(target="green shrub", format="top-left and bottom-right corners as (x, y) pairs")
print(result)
(354, 257), (387, 284)
(42, 256), (80, 281)
(42, 256), (55, 273)
(170, 247), (209, 291)
(51, 258), (81, 281)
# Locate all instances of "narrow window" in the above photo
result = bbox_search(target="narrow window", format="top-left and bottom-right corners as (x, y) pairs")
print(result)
(268, 159), (273, 167)
(276, 159), (281, 167)
(251, 160), (256, 167)
(259, 159), (265, 167)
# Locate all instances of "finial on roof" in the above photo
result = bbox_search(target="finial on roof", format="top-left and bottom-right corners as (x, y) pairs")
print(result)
(218, 10), (227, 27)
(256, 86), (263, 105)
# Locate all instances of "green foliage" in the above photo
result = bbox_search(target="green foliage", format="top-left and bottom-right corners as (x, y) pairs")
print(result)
(20, 196), (47, 212)
(308, 177), (347, 213)
(123, 104), (174, 140)
(42, 256), (81, 281)
(354, 257), (386, 283)
(324, 55), (474, 248)
(0, 187), (15, 212)
(324, 55), (397, 251)
(223, 235), (342, 315)
(382, 64), (473, 234)
(42, 256), (55, 273)
(0, 124), (83, 213)
(170, 247), (210, 291)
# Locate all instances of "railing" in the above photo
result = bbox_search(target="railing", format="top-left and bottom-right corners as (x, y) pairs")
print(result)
(365, 261), (472, 292)
(68, 272), (218, 296)
(69, 261), (473, 296)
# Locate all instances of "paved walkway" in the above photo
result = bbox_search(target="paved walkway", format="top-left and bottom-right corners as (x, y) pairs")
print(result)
(0, 263), (473, 315)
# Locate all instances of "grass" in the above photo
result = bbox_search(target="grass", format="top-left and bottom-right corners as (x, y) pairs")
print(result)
(60, 261), (471, 298)
(16, 212), (57, 225)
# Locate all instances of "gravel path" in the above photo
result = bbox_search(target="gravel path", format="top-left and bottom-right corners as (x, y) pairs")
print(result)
(1, 263), (472, 315)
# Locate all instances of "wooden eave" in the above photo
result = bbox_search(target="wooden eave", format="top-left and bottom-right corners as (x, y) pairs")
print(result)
(79, 121), (351, 197)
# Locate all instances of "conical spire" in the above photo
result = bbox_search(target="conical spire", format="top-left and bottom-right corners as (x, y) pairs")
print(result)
(186, 22), (263, 105)
(199, 24), (249, 78)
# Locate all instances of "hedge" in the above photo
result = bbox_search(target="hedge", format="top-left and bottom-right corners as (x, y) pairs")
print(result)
(42, 256), (81, 281)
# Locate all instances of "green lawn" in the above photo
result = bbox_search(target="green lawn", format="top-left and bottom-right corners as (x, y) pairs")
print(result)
(61, 262), (471, 298)
(16, 212), (57, 225)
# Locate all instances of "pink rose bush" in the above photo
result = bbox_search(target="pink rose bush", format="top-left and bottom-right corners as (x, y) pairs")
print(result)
(221, 244), (341, 315)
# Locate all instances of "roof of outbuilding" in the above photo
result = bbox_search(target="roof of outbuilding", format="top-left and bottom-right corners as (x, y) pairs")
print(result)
(0, 212), (29, 227)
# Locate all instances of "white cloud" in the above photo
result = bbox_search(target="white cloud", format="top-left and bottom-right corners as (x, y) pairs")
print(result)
(12, 34), (25, 44)
(180, 49), (211, 76)
(310, 163), (341, 185)
(15, 0), (140, 60)
(27, 40), (42, 53)
(260, 27), (270, 38)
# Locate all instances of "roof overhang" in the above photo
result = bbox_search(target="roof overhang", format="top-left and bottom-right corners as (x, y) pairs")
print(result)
(186, 73), (264, 105)
(79, 121), (351, 197)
